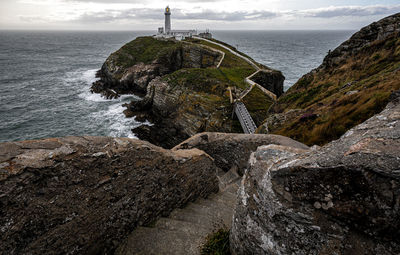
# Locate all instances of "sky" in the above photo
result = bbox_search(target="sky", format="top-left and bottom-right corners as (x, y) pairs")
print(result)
(0, 0), (399, 30)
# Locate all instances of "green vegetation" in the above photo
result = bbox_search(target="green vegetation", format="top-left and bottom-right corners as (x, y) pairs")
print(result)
(185, 38), (254, 69)
(201, 228), (231, 255)
(161, 37), (269, 132)
(268, 34), (400, 146)
(110, 37), (183, 68)
(242, 86), (274, 126)
(109, 35), (274, 134)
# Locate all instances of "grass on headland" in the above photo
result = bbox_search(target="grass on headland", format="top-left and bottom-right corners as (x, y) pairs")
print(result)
(268, 34), (400, 146)
(242, 86), (274, 126)
(111, 36), (183, 68)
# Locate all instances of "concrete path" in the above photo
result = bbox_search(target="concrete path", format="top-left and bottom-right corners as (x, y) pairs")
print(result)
(115, 168), (241, 255)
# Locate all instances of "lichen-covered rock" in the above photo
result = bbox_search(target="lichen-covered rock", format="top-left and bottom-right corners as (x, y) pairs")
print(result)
(173, 132), (308, 175)
(0, 136), (218, 254)
(231, 92), (400, 254)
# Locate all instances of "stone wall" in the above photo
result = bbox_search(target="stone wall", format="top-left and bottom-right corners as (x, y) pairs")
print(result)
(0, 136), (218, 254)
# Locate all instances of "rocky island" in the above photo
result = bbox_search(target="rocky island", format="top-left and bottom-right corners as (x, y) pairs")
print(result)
(1, 13), (399, 255)
(91, 36), (284, 148)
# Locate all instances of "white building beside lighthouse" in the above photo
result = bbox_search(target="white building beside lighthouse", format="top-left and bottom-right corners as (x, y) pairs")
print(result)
(157, 6), (197, 40)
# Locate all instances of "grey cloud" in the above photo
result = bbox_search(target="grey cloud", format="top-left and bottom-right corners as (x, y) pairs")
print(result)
(63, 0), (221, 3)
(76, 8), (278, 23)
(27, 5), (400, 24)
(300, 5), (400, 18)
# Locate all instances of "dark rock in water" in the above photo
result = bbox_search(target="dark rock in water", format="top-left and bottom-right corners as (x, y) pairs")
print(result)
(0, 136), (218, 254)
(231, 91), (400, 254)
(173, 132), (308, 175)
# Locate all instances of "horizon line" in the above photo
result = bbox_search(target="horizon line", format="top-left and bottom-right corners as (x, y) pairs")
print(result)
(0, 28), (356, 32)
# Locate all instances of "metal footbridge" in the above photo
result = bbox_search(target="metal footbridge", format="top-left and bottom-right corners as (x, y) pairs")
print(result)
(234, 101), (257, 134)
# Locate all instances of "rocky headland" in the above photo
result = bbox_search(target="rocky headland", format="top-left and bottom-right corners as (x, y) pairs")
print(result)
(91, 36), (284, 148)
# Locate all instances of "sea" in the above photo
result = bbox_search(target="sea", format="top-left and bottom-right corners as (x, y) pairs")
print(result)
(0, 30), (354, 142)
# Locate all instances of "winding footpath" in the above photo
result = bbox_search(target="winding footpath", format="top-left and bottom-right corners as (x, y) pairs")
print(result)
(193, 36), (277, 101)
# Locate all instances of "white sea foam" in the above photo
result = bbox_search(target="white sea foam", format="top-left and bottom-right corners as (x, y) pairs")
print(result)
(67, 68), (150, 138)
(72, 68), (141, 102)
(90, 103), (151, 139)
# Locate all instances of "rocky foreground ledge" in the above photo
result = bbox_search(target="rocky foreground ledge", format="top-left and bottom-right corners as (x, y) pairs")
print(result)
(0, 137), (219, 254)
(0, 132), (309, 254)
(231, 91), (400, 254)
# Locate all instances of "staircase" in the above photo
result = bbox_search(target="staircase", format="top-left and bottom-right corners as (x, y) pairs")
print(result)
(115, 168), (241, 255)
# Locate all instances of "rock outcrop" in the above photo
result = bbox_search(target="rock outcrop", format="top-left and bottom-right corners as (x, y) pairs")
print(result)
(250, 70), (285, 98)
(262, 13), (400, 146)
(173, 132), (308, 175)
(231, 91), (400, 254)
(0, 136), (218, 254)
(91, 37), (221, 97)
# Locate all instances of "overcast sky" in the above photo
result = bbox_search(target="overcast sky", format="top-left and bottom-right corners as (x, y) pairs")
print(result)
(0, 0), (399, 30)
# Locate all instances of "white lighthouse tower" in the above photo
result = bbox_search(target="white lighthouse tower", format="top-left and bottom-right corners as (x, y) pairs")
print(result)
(156, 6), (198, 40)
(164, 6), (171, 34)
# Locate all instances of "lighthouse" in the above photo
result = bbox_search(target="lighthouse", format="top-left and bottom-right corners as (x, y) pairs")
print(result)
(165, 6), (171, 34)
(156, 6), (199, 40)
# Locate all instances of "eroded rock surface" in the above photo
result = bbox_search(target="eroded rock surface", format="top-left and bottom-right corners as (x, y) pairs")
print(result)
(0, 136), (218, 254)
(231, 92), (400, 254)
(173, 132), (309, 175)
(91, 37), (220, 98)
(250, 70), (285, 98)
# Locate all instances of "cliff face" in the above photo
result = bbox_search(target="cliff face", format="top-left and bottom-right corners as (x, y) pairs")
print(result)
(92, 36), (284, 149)
(0, 136), (218, 254)
(91, 37), (221, 97)
(260, 13), (400, 146)
(231, 91), (400, 254)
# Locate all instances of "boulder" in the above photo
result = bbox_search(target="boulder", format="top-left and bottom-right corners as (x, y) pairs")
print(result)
(0, 136), (218, 254)
(173, 132), (309, 175)
(231, 92), (400, 254)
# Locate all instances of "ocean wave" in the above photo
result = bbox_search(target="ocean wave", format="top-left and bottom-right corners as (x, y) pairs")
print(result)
(90, 103), (151, 139)
(64, 68), (151, 138)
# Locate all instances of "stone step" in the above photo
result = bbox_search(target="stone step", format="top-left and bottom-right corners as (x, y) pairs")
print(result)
(187, 201), (233, 227)
(154, 217), (212, 236)
(202, 193), (236, 210)
(224, 182), (240, 195)
(169, 206), (218, 226)
(218, 167), (240, 188)
(115, 227), (202, 255)
(115, 180), (240, 255)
